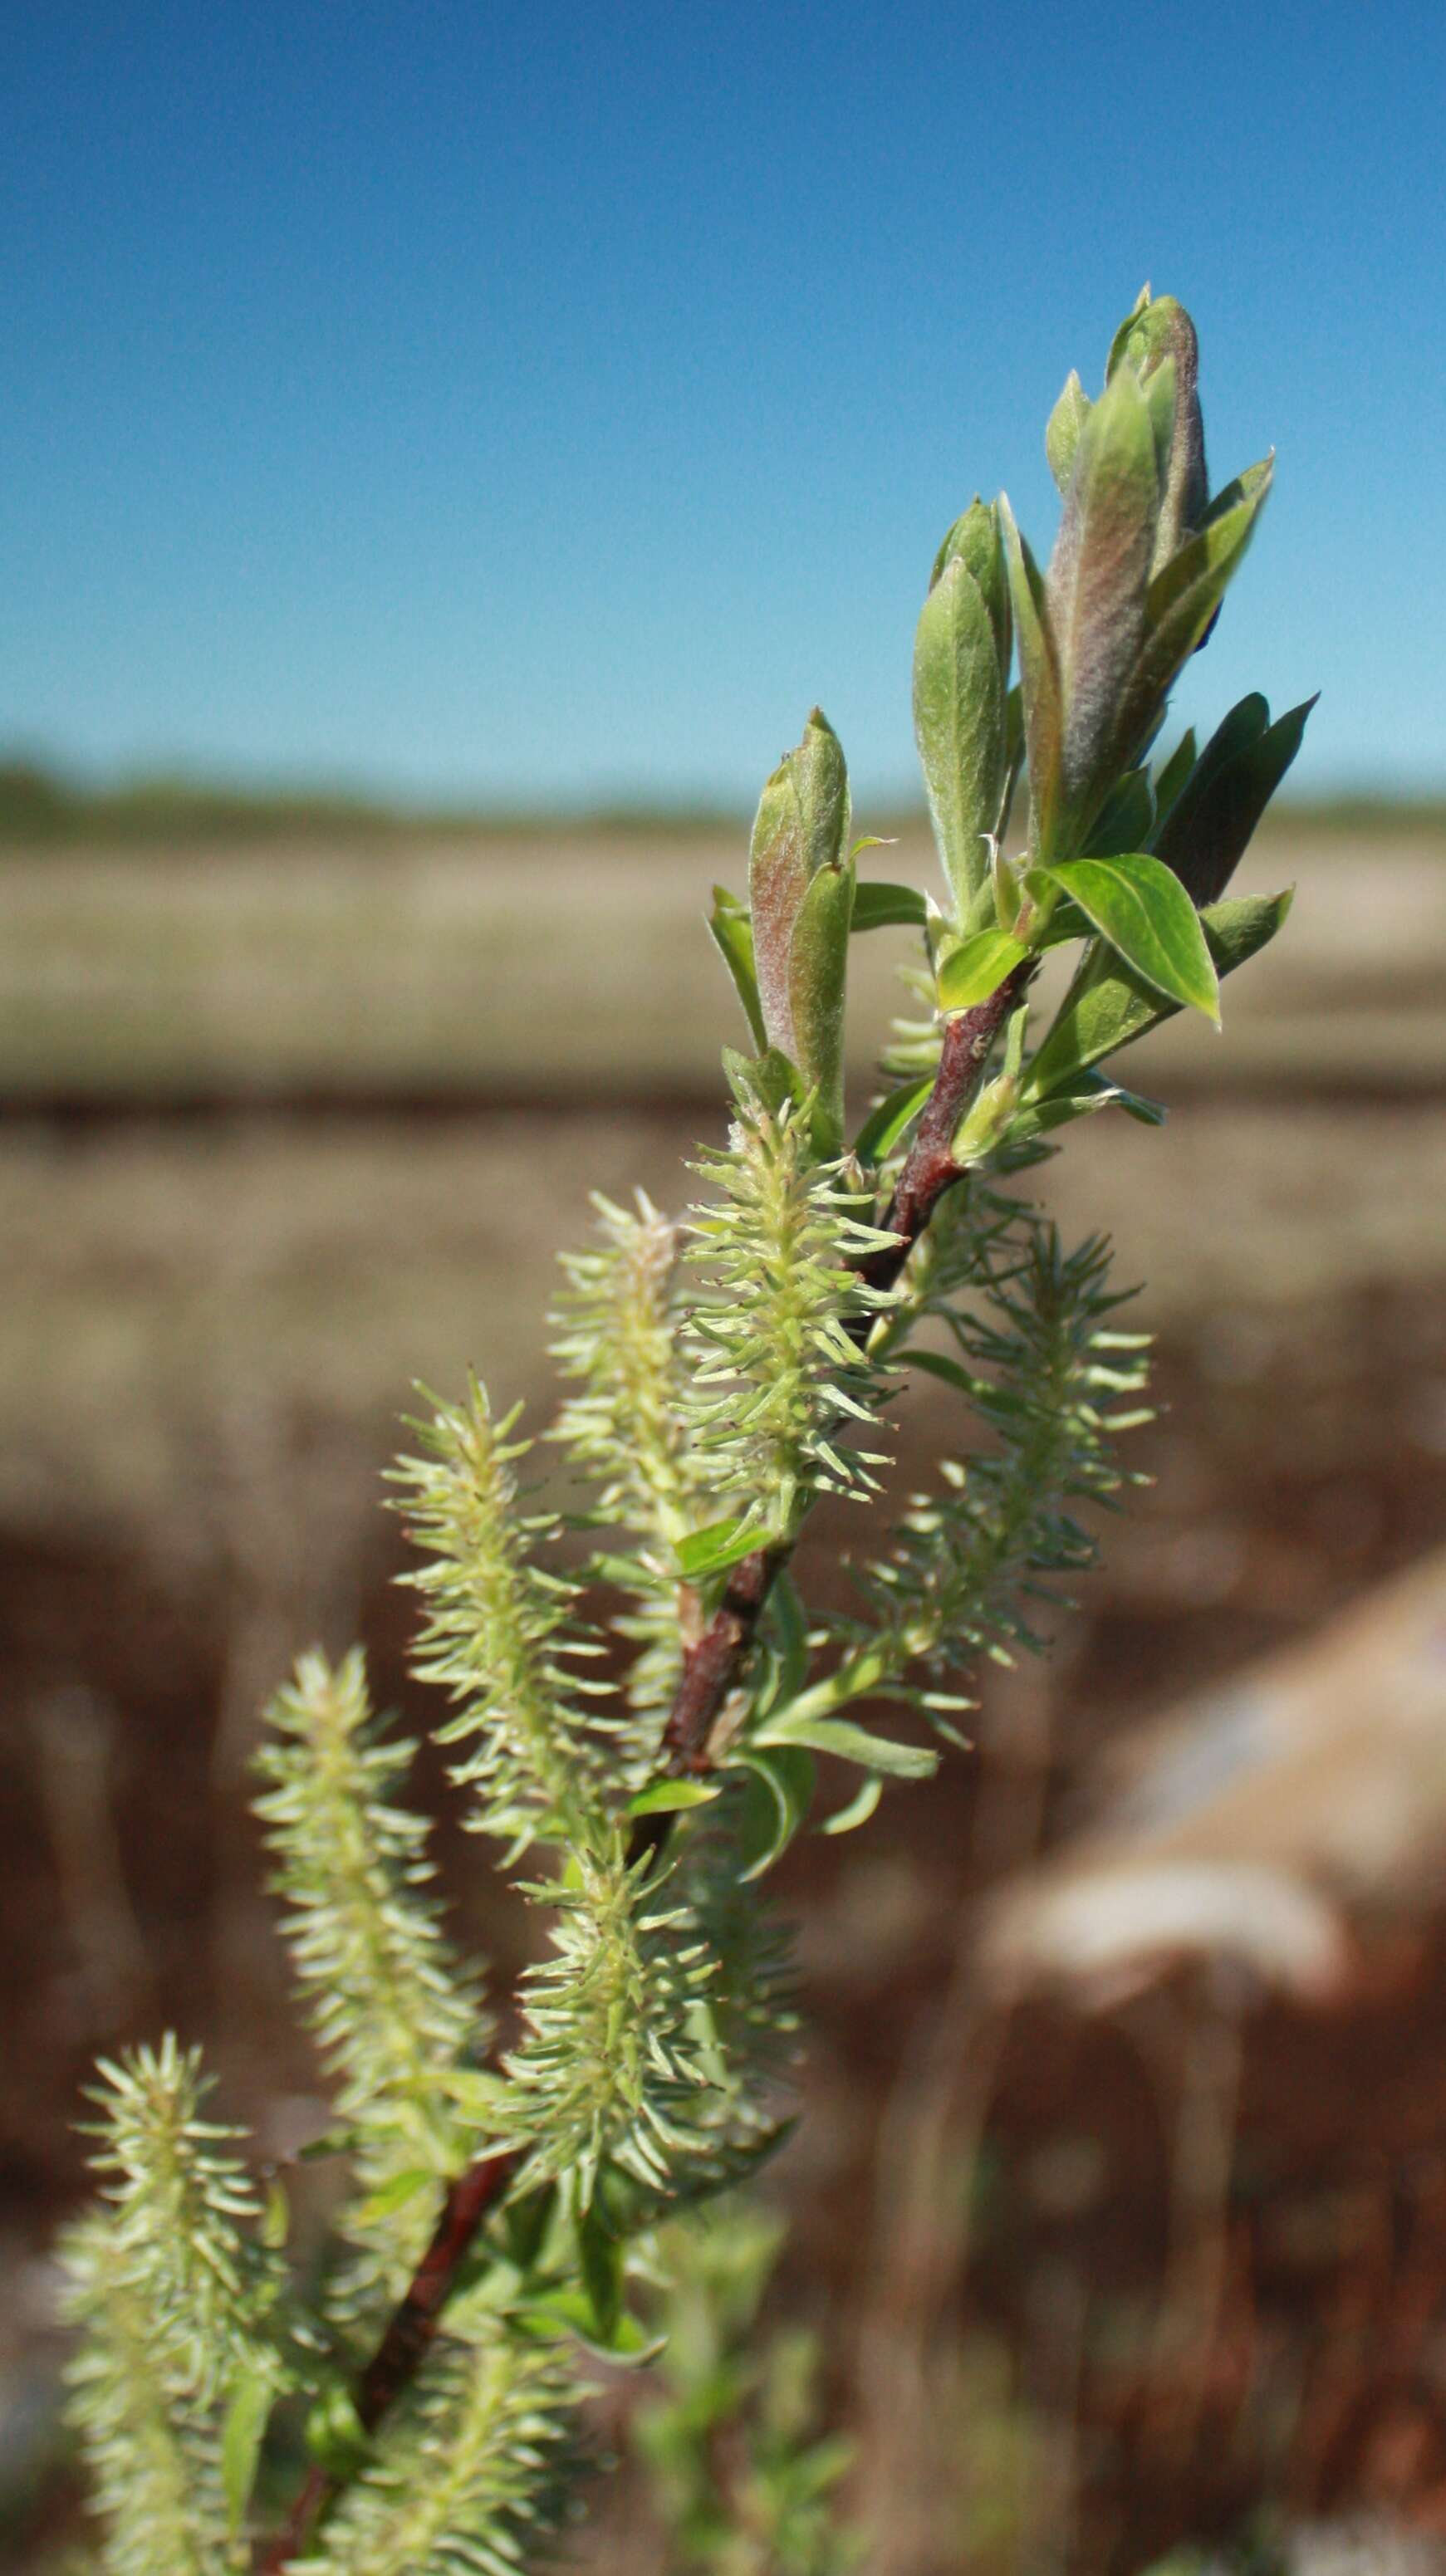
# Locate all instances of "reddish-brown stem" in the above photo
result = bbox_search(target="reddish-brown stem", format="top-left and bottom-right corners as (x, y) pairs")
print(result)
(258, 2150), (519, 2572)
(257, 968), (1024, 2569)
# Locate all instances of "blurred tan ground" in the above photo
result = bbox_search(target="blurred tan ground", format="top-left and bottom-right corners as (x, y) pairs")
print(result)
(2, 825), (1444, 2573)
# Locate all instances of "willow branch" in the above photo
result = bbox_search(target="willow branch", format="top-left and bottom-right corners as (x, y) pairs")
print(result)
(257, 967), (1024, 2570)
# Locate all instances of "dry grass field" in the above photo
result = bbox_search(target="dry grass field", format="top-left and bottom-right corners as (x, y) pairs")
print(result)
(2, 820), (1444, 2570)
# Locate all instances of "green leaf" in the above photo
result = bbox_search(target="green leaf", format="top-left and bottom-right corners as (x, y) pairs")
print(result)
(1105, 282), (1152, 380)
(935, 927), (1029, 1013)
(905, 1348), (977, 1396)
(1046, 369), (1091, 494)
(528, 2282), (668, 2367)
(1083, 767), (1155, 859)
(576, 2201), (622, 2338)
(1152, 727), (1197, 820)
(768, 1567), (811, 1704)
(1041, 853), (1220, 1022)
(1024, 887), (1294, 1095)
(721, 1044), (797, 1123)
(1010, 1068), (1167, 1140)
(1154, 693), (1316, 904)
(850, 878), (929, 931)
(821, 1774), (884, 1836)
(626, 1778), (721, 1819)
(733, 1745), (816, 1878)
(998, 495), (1063, 856)
(354, 2166), (435, 2226)
(1110, 458), (1274, 766)
(306, 2383), (372, 2481)
(1030, 892), (1094, 949)
(707, 888), (767, 1051)
(754, 1708), (939, 1780)
(854, 1075), (933, 1163)
(442, 2067), (514, 2123)
(222, 2363), (277, 2537)
(676, 1515), (762, 1579)
(913, 542), (1008, 918)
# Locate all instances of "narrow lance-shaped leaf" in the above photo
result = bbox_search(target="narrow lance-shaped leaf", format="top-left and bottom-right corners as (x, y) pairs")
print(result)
(1037, 852), (1220, 1022)
(1152, 726), (1198, 821)
(1024, 888), (1294, 1098)
(708, 888), (767, 1051)
(850, 879), (929, 932)
(999, 493), (1062, 859)
(1154, 693), (1316, 904)
(1105, 458), (1274, 774)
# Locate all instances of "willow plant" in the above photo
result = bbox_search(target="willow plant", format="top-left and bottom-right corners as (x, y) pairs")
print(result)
(59, 286), (1310, 2574)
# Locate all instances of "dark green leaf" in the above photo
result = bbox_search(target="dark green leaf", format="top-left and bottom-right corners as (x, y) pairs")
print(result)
(905, 1348), (977, 1395)
(999, 496), (1063, 858)
(853, 1074), (934, 1163)
(850, 879), (929, 931)
(677, 1516), (762, 1579)
(1042, 853), (1220, 1021)
(1152, 727), (1198, 820)
(1154, 693), (1316, 904)
(1111, 459), (1273, 765)
(1084, 767), (1155, 858)
(707, 888), (767, 1051)
(733, 1746), (816, 1878)
(576, 2202), (622, 2338)
(1012, 1068), (1167, 1139)
(1024, 887), (1294, 1095)
(767, 1568), (811, 1703)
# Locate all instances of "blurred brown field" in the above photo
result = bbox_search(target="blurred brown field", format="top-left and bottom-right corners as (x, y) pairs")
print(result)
(2, 819), (1446, 2573)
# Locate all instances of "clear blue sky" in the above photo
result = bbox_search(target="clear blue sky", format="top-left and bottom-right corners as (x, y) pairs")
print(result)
(4, 0), (1441, 808)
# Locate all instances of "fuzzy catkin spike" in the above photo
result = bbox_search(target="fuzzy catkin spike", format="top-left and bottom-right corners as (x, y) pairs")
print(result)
(60, 2215), (233, 2576)
(551, 1189), (696, 1550)
(255, 1648), (485, 2285)
(550, 1191), (703, 1741)
(311, 2330), (576, 2576)
(60, 2042), (282, 2576)
(684, 1097), (901, 1535)
(80, 2039), (279, 2402)
(504, 1841), (719, 2206)
(391, 1377), (608, 1857)
(867, 1218), (1149, 1682)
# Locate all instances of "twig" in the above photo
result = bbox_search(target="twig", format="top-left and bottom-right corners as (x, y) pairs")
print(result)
(256, 967), (1024, 2569)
